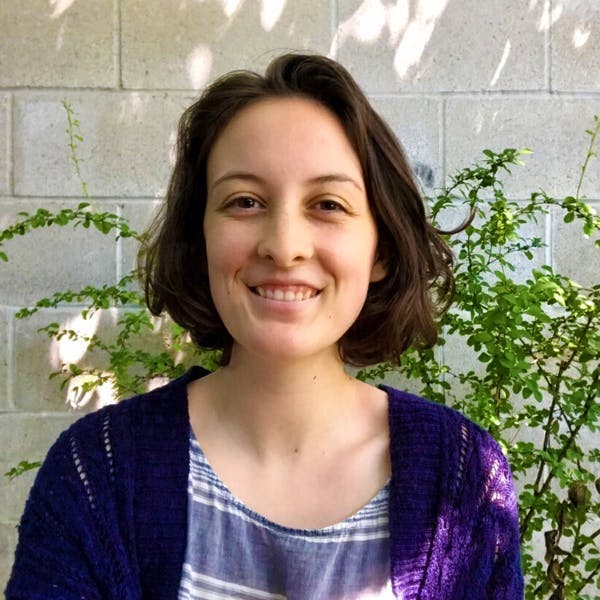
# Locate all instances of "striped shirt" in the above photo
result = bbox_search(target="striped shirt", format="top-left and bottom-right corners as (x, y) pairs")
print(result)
(178, 431), (394, 600)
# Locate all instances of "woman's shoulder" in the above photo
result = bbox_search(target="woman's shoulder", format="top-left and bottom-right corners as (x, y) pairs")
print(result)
(381, 384), (482, 435)
(37, 365), (208, 488)
(381, 384), (509, 476)
(63, 365), (207, 441)
(382, 384), (518, 531)
(28, 367), (209, 512)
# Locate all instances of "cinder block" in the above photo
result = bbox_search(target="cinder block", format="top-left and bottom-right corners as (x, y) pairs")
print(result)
(0, 521), (18, 592)
(121, 0), (332, 89)
(552, 203), (600, 288)
(0, 413), (77, 524)
(0, 94), (8, 196)
(13, 307), (119, 412)
(0, 0), (115, 88)
(369, 96), (441, 193)
(0, 309), (8, 410)
(445, 98), (600, 199)
(552, 0), (600, 92)
(336, 0), (545, 93)
(13, 93), (191, 198)
(0, 200), (117, 306)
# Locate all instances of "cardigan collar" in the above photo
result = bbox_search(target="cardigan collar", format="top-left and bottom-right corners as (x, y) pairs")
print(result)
(134, 368), (443, 599)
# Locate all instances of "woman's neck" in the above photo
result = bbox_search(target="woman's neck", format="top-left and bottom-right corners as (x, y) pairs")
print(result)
(193, 345), (376, 462)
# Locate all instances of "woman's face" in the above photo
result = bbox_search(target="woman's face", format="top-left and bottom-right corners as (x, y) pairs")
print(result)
(203, 97), (385, 363)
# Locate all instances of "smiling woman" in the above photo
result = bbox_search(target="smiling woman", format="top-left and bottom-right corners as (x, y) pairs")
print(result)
(6, 54), (524, 599)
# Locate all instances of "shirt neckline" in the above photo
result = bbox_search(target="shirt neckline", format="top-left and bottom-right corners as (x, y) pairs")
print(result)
(188, 427), (391, 538)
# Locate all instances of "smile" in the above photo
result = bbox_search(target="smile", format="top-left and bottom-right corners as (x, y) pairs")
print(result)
(252, 285), (320, 302)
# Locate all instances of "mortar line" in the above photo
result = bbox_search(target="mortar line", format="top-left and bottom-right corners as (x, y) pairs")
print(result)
(7, 92), (14, 196)
(115, 203), (123, 283)
(115, 0), (123, 89)
(545, 205), (553, 268)
(440, 96), (446, 188)
(6, 308), (15, 410)
(2, 86), (599, 98)
(546, 0), (552, 93)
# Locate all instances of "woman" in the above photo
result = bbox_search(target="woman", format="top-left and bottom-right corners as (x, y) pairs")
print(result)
(6, 53), (523, 599)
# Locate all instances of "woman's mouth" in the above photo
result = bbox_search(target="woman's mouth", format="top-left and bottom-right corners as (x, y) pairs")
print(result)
(252, 285), (320, 302)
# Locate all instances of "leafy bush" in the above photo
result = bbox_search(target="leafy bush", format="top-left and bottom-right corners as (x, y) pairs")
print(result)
(2, 106), (599, 599)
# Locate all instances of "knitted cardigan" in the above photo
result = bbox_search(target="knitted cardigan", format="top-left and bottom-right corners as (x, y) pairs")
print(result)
(6, 366), (524, 599)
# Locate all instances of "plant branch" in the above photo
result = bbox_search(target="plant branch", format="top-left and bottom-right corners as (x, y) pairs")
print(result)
(576, 115), (600, 201)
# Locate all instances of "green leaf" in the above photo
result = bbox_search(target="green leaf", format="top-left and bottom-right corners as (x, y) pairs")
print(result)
(4, 460), (42, 480)
(93, 220), (112, 235)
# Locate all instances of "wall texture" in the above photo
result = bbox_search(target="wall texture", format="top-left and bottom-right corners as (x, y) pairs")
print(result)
(0, 0), (598, 588)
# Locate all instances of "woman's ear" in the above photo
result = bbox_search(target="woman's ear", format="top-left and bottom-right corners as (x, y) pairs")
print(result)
(369, 258), (386, 283)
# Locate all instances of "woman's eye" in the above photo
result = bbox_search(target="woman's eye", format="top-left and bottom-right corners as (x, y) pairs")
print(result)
(316, 199), (346, 212)
(227, 196), (260, 210)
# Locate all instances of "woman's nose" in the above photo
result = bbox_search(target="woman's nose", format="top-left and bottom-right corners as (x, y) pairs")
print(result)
(256, 210), (313, 267)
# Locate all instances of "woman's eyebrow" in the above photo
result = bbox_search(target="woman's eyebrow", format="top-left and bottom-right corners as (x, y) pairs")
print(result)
(307, 174), (364, 192)
(210, 171), (265, 190)
(210, 171), (364, 192)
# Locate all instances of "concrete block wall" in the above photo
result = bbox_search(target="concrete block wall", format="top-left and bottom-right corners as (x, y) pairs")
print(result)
(1, 0), (599, 588)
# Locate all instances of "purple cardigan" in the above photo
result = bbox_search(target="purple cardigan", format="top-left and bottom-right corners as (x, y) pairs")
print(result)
(6, 366), (524, 599)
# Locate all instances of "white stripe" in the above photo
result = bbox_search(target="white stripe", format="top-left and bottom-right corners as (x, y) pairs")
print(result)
(180, 567), (287, 599)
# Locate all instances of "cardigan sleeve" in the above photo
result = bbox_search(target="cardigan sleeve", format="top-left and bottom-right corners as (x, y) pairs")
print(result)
(5, 414), (140, 600)
(439, 417), (524, 599)
(482, 440), (524, 599)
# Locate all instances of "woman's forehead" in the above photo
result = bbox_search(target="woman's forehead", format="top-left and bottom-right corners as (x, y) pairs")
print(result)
(206, 97), (364, 186)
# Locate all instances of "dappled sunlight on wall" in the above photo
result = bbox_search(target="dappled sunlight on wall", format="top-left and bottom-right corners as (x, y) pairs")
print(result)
(181, 0), (293, 87)
(64, 373), (116, 410)
(48, 0), (78, 51)
(48, 310), (117, 410)
(187, 44), (214, 89)
(332, 0), (390, 47)
(330, 0), (448, 78)
(334, 0), (450, 81)
(42, 309), (194, 409)
(120, 0), (329, 89)
(261, 0), (287, 31)
(50, 311), (100, 368)
(538, 0), (562, 31)
(490, 39), (511, 87)
(573, 25), (591, 48)
(333, 0), (551, 93)
(214, 0), (244, 18)
(392, 0), (449, 78)
(49, 0), (77, 20)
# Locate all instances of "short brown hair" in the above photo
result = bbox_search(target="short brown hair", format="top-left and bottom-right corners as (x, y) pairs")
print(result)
(139, 53), (454, 366)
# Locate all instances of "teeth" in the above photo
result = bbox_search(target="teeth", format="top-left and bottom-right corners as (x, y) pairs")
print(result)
(255, 286), (317, 302)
